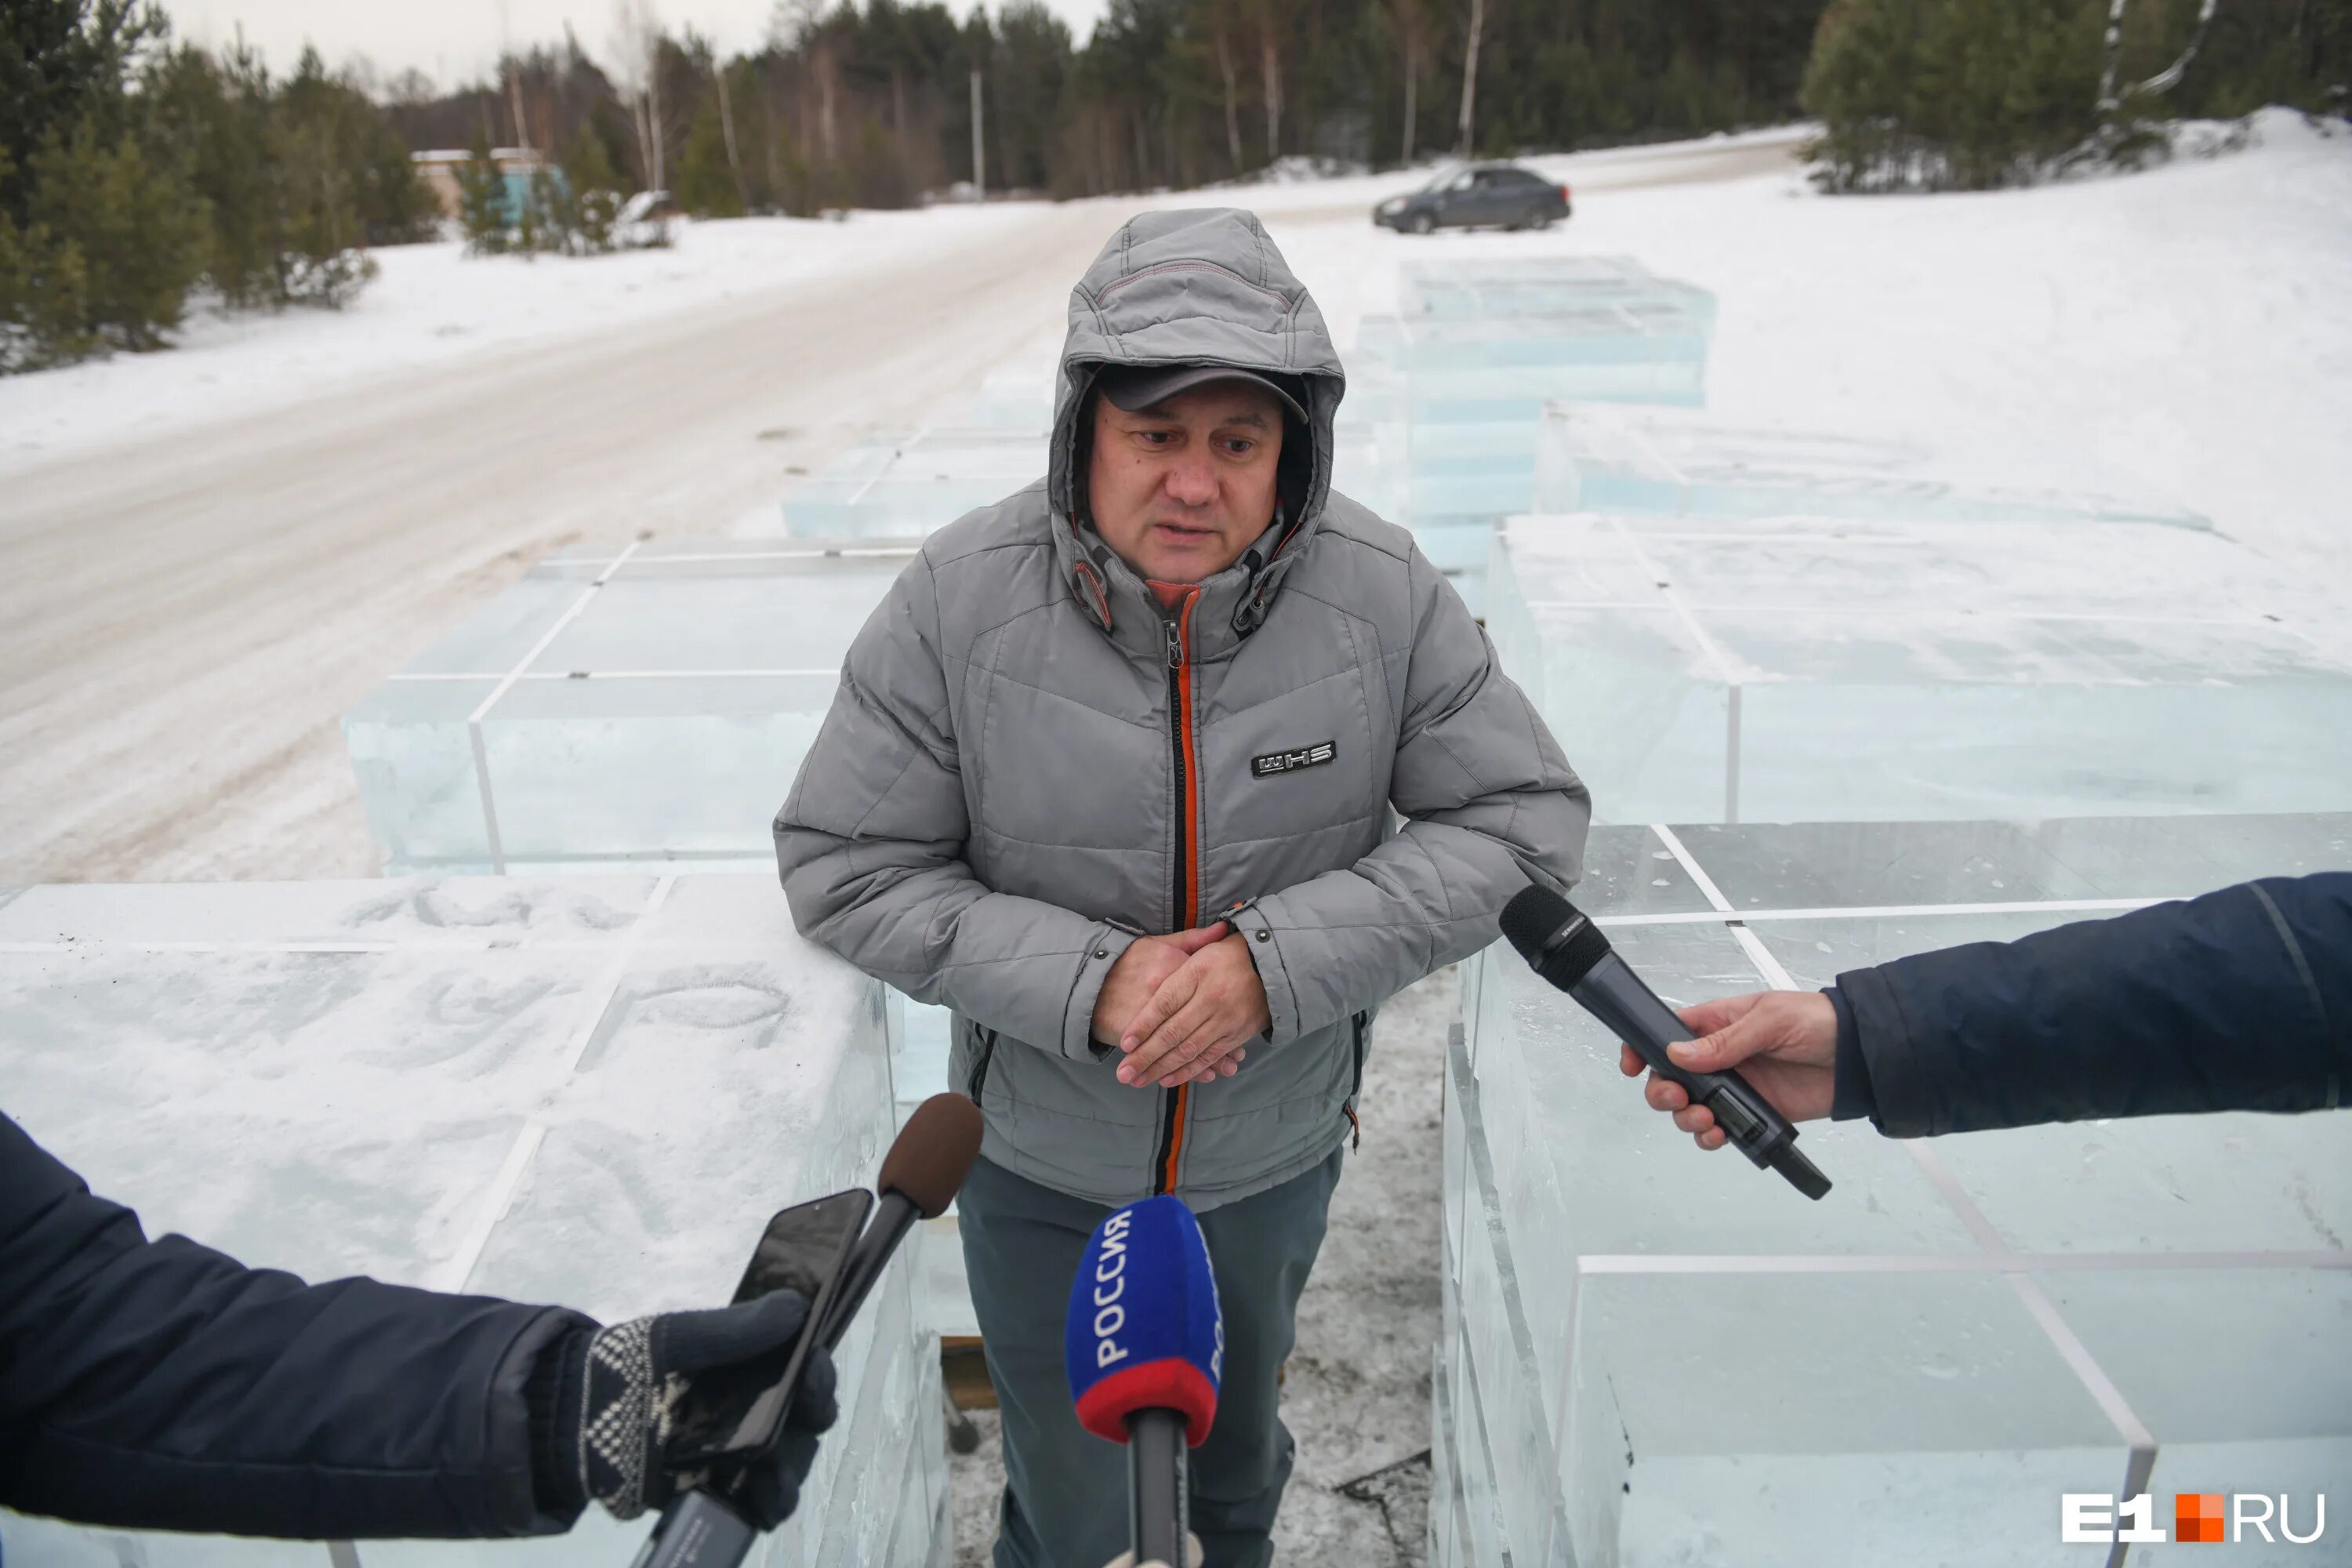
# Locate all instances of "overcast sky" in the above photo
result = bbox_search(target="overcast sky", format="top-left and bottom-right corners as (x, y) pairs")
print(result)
(169, 0), (1110, 89)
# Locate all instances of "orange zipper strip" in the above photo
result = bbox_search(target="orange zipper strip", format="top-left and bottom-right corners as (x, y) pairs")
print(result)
(1159, 588), (1202, 1195)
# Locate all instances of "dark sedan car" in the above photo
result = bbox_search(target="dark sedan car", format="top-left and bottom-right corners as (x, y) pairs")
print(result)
(1374, 163), (1571, 234)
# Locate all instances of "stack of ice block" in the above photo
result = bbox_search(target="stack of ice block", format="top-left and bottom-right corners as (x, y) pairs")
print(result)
(778, 428), (1048, 538)
(1533, 401), (2212, 528)
(341, 539), (973, 1334)
(1400, 255), (1713, 326)
(343, 539), (914, 877)
(887, 996), (979, 1340)
(1433, 815), (2352, 1568)
(963, 365), (1058, 431)
(1483, 510), (2352, 825)
(1398, 292), (1711, 506)
(0, 875), (947, 1568)
(1352, 256), (1716, 611)
(1329, 426), (1409, 524)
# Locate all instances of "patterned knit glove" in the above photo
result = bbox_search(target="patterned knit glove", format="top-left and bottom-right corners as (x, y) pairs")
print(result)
(538, 1289), (839, 1530)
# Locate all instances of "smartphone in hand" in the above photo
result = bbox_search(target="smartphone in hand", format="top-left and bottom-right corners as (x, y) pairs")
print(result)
(662, 1188), (873, 1468)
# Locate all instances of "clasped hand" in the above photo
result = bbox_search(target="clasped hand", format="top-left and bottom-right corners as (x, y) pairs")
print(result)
(1090, 922), (1272, 1089)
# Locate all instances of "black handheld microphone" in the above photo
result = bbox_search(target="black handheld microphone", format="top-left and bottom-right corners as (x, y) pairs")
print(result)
(1500, 886), (1831, 1200)
(633, 1094), (988, 1568)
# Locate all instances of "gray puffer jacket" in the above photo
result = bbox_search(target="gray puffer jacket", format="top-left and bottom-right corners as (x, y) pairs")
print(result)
(775, 208), (1589, 1210)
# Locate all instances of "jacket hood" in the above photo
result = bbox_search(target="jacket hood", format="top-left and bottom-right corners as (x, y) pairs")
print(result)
(1047, 209), (1347, 659)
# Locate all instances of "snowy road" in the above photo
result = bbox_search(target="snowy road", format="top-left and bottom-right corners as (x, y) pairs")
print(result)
(0, 136), (1798, 885)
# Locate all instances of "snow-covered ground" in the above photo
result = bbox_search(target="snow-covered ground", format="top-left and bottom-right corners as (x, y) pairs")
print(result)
(1258, 109), (2350, 579)
(927, 109), (2351, 574)
(0, 128), (1811, 473)
(0, 201), (1044, 470)
(18, 114), (2339, 575)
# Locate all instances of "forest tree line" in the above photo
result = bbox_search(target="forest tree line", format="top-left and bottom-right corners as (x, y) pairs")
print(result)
(399, 0), (2346, 214)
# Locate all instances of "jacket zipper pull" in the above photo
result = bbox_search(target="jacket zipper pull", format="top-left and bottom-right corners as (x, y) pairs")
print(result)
(1163, 615), (1184, 669)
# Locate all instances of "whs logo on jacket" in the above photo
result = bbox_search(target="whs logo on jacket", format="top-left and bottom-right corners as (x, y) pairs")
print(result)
(1250, 739), (1336, 779)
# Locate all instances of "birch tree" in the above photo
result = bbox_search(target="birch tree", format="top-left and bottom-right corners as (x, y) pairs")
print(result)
(2100, 0), (2223, 111)
(1256, 2), (1283, 161)
(1456, 0), (1483, 156)
(608, 0), (665, 190)
(1393, 0), (1424, 164)
(1214, 4), (1243, 172)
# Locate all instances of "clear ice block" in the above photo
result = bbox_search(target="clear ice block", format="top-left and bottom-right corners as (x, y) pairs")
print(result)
(343, 541), (914, 874)
(778, 428), (1048, 537)
(1747, 909), (2352, 1259)
(1399, 255), (1704, 323)
(961, 365), (1059, 431)
(1484, 513), (2352, 825)
(1432, 814), (2352, 1566)
(1331, 420), (1409, 526)
(0, 1518), (338, 1568)
(1444, 1263), (1521, 1568)
(885, 994), (979, 1340)
(1348, 266), (1716, 608)
(889, 992), (957, 1114)
(2042, 1266), (2351, 1555)
(1532, 401), (2212, 527)
(1577, 1269), (2129, 1568)
(0, 873), (942, 1568)
(1446, 1012), (2129, 1568)
(1397, 294), (1714, 420)
(1450, 1043), (1573, 1565)
(1428, 1343), (1479, 1568)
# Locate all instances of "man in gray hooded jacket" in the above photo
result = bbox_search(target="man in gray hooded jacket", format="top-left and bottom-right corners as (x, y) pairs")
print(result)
(775, 208), (1588, 1566)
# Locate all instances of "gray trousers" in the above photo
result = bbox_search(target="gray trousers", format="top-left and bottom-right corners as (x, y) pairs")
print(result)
(958, 1145), (1346, 1568)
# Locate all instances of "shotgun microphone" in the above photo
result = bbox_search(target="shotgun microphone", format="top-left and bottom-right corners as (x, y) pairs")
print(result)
(1065, 1196), (1223, 1568)
(633, 1094), (986, 1568)
(1501, 886), (1831, 1200)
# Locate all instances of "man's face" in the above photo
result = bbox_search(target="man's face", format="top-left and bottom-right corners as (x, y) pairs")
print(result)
(1087, 381), (1285, 585)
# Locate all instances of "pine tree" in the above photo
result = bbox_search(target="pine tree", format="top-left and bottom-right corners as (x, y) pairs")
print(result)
(563, 127), (622, 252)
(274, 49), (379, 303)
(143, 41), (277, 307)
(457, 126), (510, 254)
(1804, 0), (2107, 191)
(0, 150), (92, 370)
(2, 0), (168, 225)
(675, 96), (746, 216)
(26, 116), (205, 350)
(1804, 0), (1929, 191)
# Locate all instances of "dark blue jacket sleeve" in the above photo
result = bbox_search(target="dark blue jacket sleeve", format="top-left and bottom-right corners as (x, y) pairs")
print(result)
(1831, 873), (2350, 1138)
(0, 1110), (593, 1539)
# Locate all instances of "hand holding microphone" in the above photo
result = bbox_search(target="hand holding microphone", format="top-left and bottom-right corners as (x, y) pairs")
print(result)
(1065, 1196), (1224, 1568)
(1617, 990), (1839, 1150)
(1501, 886), (1831, 1200)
